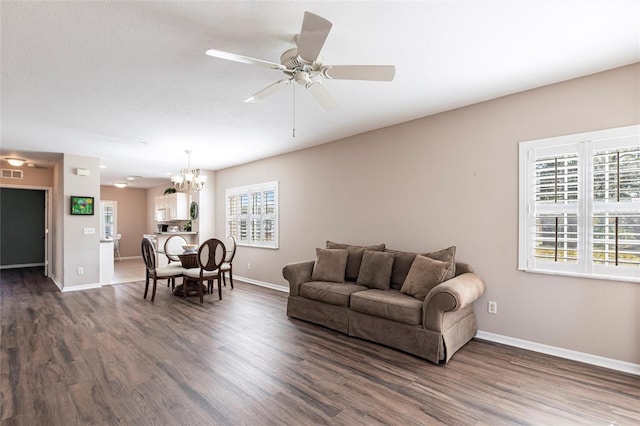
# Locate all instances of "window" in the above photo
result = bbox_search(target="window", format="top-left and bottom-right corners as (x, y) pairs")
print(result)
(100, 200), (117, 240)
(519, 125), (639, 282)
(226, 181), (278, 248)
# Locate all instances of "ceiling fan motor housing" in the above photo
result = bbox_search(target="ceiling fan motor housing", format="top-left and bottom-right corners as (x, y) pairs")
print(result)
(281, 48), (322, 70)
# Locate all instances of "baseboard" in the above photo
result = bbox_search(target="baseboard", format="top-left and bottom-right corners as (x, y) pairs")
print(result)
(234, 275), (288, 293)
(115, 256), (142, 261)
(476, 330), (639, 376)
(61, 282), (102, 292)
(0, 262), (45, 269)
(50, 274), (63, 291)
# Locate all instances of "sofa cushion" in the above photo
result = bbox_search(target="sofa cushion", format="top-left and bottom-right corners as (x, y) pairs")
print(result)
(425, 246), (457, 281)
(400, 255), (451, 300)
(350, 289), (423, 325)
(299, 281), (368, 307)
(326, 241), (385, 281)
(387, 246), (457, 289)
(357, 250), (395, 290)
(311, 248), (349, 283)
(387, 249), (420, 289)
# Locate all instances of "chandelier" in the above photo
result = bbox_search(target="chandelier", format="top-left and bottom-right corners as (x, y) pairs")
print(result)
(171, 150), (207, 192)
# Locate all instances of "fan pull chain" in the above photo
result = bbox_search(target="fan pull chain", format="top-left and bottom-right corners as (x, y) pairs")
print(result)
(292, 84), (296, 138)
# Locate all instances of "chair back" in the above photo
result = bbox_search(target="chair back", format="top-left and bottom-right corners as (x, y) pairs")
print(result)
(224, 235), (237, 262)
(141, 238), (157, 272)
(164, 235), (188, 261)
(197, 238), (226, 272)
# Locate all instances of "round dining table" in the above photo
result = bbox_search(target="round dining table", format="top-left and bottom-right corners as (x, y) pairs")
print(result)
(172, 251), (207, 297)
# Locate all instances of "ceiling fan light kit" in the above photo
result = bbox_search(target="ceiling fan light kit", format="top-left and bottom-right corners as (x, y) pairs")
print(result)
(5, 158), (25, 167)
(205, 11), (395, 111)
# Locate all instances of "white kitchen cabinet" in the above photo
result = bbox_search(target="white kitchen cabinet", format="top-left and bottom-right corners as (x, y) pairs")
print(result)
(154, 193), (189, 221)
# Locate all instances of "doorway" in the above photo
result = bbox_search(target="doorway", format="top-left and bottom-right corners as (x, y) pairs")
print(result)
(0, 187), (47, 272)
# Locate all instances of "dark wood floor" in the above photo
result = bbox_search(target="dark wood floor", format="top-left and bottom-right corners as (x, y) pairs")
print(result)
(1, 268), (638, 425)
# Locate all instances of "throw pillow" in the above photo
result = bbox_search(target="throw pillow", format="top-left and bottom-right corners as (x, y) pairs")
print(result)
(311, 248), (349, 283)
(387, 249), (420, 289)
(400, 255), (451, 300)
(425, 246), (457, 280)
(326, 241), (386, 281)
(357, 250), (395, 290)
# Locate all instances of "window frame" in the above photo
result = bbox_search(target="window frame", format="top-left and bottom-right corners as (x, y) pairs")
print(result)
(518, 125), (639, 283)
(100, 200), (117, 241)
(225, 181), (279, 249)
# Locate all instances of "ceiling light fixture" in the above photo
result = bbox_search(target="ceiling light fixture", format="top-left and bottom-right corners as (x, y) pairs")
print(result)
(114, 182), (128, 188)
(171, 150), (206, 192)
(6, 158), (25, 167)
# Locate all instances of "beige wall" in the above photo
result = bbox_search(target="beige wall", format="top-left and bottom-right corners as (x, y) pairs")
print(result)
(214, 63), (640, 364)
(63, 154), (101, 288)
(101, 186), (148, 258)
(0, 164), (54, 187)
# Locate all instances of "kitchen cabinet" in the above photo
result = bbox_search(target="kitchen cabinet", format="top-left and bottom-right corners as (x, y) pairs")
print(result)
(155, 193), (189, 221)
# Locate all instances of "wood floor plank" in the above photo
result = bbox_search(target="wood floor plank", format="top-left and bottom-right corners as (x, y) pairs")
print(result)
(1, 267), (639, 425)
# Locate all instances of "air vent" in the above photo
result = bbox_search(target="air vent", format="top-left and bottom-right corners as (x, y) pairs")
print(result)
(1, 169), (23, 179)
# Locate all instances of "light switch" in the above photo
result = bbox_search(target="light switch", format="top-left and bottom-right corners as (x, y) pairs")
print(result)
(83, 227), (96, 235)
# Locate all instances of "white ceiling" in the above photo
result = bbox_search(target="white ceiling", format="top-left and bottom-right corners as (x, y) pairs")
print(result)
(2, 1), (638, 188)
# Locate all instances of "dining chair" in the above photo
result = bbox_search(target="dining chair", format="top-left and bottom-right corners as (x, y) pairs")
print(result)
(221, 235), (236, 289)
(141, 238), (184, 302)
(114, 234), (122, 260)
(182, 238), (226, 304)
(163, 234), (188, 267)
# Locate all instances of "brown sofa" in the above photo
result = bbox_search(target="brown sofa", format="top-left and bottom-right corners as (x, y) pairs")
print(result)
(283, 242), (486, 364)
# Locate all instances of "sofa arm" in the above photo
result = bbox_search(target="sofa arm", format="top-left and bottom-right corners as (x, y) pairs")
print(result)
(282, 260), (315, 296)
(422, 272), (486, 332)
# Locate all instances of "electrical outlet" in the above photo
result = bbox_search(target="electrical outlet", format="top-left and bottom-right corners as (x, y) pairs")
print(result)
(247, 263), (251, 270)
(77, 267), (84, 275)
(488, 301), (497, 314)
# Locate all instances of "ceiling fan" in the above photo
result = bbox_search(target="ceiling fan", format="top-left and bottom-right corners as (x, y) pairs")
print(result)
(205, 11), (396, 111)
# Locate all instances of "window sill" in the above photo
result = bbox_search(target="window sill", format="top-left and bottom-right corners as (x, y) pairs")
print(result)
(518, 267), (640, 284)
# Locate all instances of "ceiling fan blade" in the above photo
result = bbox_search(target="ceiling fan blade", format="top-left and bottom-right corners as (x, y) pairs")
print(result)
(296, 12), (332, 64)
(322, 65), (396, 81)
(244, 79), (292, 103)
(205, 49), (287, 71)
(306, 82), (339, 111)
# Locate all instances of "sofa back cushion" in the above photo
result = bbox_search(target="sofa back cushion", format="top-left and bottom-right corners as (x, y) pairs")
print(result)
(387, 246), (457, 289)
(311, 248), (349, 283)
(400, 255), (452, 300)
(356, 250), (395, 290)
(326, 241), (385, 281)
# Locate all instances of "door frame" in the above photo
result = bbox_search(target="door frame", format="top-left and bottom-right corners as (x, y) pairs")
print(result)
(0, 184), (52, 276)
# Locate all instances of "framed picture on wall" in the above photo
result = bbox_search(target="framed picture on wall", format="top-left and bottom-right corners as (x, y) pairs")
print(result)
(70, 196), (94, 215)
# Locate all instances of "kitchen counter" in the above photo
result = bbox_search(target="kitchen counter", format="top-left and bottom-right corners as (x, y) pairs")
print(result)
(155, 232), (198, 235)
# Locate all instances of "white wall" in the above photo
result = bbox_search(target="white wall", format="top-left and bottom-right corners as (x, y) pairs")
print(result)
(214, 63), (640, 364)
(194, 170), (216, 244)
